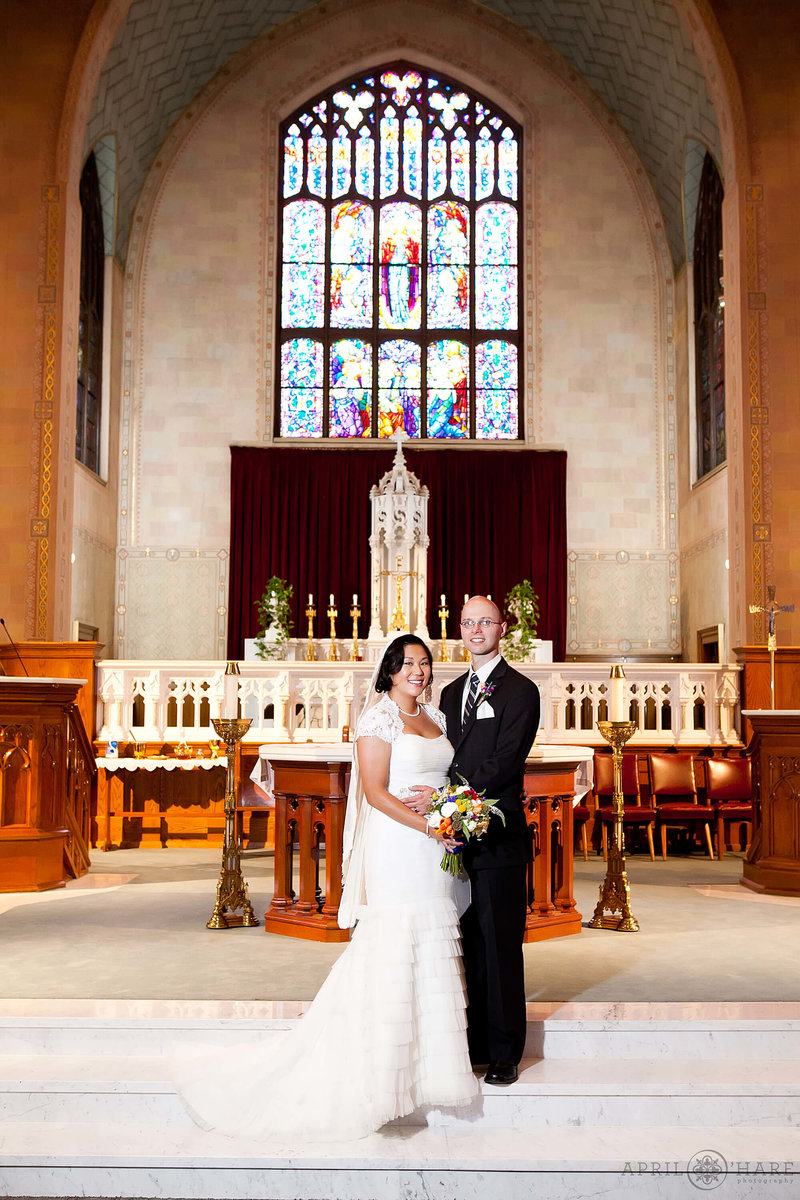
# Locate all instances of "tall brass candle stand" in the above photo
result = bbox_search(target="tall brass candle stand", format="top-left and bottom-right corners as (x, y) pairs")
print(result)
(304, 602), (316, 661)
(327, 599), (339, 662)
(349, 601), (361, 661)
(588, 719), (640, 932)
(206, 716), (258, 929)
(438, 601), (450, 662)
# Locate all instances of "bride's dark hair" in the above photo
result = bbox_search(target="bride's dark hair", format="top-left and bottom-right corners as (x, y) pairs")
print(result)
(374, 635), (434, 693)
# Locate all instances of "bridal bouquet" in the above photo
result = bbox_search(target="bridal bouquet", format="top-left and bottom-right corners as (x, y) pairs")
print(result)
(426, 779), (505, 875)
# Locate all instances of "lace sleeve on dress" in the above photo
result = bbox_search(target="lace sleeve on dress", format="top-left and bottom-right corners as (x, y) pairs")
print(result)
(354, 697), (402, 744)
(425, 704), (447, 735)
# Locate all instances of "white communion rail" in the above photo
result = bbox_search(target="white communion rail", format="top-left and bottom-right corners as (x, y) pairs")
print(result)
(95, 660), (743, 748)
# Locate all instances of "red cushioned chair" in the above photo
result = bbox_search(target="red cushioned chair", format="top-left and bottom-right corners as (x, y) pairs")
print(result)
(648, 752), (714, 860)
(594, 752), (655, 861)
(705, 756), (753, 860)
(573, 799), (591, 861)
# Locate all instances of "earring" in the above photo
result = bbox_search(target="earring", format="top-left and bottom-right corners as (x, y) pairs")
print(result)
(425, 684), (432, 704)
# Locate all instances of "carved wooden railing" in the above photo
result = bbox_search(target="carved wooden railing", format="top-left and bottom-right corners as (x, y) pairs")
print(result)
(64, 704), (95, 878)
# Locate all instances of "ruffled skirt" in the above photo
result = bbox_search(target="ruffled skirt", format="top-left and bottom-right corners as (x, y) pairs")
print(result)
(178, 812), (479, 1142)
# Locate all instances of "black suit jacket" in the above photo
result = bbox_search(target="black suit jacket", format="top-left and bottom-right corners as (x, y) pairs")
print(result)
(440, 658), (540, 870)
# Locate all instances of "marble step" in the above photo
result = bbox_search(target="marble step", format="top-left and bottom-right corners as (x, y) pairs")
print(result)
(0, 1054), (798, 1129)
(1, 1119), (798, 1200)
(2, 1015), (799, 1060)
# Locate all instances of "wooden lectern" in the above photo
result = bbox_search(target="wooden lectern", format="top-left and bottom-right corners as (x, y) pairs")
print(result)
(741, 709), (800, 896)
(0, 677), (95, 891)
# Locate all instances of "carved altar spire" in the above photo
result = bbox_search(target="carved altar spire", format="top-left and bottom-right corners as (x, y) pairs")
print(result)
(367, 434), (430, 646)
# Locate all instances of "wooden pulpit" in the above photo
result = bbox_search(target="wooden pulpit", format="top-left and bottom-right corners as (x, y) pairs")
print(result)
(741, 709), (800, 896)
(0, 640), (101, 740)
(0, 678), (95, 891)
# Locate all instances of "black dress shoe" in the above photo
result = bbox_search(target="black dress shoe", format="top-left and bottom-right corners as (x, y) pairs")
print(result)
(484, 1061), (518, 1086)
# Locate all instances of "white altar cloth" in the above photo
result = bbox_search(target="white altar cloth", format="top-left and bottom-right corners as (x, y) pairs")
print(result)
(95, 757), (227, 771)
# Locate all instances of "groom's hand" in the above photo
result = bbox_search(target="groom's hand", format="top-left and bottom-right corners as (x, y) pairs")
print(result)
(401, 784), (433, 814)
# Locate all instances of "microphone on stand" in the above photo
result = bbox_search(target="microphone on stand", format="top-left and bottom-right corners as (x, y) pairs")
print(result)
(0, 618), (30, 676)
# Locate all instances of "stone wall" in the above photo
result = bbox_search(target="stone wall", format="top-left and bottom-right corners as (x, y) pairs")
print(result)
(118, 0), (676, 659)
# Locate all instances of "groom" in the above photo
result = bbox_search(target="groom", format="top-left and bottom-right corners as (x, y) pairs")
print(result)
(411, 595), (540, 1085)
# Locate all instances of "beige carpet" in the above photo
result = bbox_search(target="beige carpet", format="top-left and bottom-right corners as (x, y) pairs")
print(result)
(0, 847), (797, 1002)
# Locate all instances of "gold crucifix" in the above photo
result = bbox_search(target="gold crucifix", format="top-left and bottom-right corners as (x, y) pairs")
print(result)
(380, 554), (418, 631)
(749, 584), (795, 709)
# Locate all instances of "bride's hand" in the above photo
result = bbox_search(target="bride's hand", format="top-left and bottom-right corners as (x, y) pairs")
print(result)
(403, 784), (433, 815)
(429, 826), (462, 852)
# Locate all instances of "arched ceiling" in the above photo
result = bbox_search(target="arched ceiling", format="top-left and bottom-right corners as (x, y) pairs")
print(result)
(84, 0), (721, 269)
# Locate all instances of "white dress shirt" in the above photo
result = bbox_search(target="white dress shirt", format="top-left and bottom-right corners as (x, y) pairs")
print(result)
(461, 653), (503, 720)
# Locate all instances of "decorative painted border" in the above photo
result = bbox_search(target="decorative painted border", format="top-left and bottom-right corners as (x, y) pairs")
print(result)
(115, 547), (229, 659)
(28, 185), (61, 639)
(745, 184), (768, 641)
(567, 548), (680, 656)
(681, 527), (728, 562)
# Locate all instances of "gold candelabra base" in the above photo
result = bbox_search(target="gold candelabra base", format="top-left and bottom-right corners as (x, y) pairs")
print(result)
(588, 719), (640, 933)
(349, 604), (360, 661)
(438, 604), (450, 661)
(206, 716), (258, 929)
(327, 605), (338, 661)
(305, 604), (316, 661)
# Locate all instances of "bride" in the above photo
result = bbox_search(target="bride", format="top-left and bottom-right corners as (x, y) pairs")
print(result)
(178, 634), (480, 1142)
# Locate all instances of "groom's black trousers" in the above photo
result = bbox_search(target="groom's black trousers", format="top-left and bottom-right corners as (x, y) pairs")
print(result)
(460, 864), (528, 1066)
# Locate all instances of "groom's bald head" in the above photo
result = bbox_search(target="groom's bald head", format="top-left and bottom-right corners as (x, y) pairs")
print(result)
(461, 594), (503, 624)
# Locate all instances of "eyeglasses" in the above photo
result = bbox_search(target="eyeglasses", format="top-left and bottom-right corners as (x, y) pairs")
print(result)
(461, 619), (502, 629)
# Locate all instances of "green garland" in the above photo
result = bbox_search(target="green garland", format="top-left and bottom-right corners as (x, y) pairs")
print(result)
(501, 580), (540, 661)
(254, 576), (293, 659)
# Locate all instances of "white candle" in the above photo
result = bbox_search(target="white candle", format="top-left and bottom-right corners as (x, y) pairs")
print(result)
(329, 593), (334, 606)
(463, 593), (469, 604)
(609, 674), (624, 722)
(440, 593), (446, 605)
(487, 593), (492, 601)
(308, 593), (313, 606)
(224, 672), (238, 716)
(352, 593), (358, 605)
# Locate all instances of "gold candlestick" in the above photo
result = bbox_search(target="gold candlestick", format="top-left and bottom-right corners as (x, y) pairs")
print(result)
(206, 716), (257, 929)
(588, 719), (639, 932)
(305, 603), (316, 661)
(327, 600), (339, 661)
(438, 601), (450, 662)
(349, 602), (361, 661)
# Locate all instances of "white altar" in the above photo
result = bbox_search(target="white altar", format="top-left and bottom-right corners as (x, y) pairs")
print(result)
(246, 432), (554, 663)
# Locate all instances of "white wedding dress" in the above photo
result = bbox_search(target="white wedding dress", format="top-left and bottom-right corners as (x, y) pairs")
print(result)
(178, 703), (479, 1143)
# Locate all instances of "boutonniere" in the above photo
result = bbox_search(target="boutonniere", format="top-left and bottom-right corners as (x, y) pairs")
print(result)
(476, 681), (496, 707)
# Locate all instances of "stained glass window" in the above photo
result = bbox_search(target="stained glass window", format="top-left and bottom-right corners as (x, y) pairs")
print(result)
(693, 153), (725, 479)
(277, 64), (521, 439)
(77, 150), (104, 473)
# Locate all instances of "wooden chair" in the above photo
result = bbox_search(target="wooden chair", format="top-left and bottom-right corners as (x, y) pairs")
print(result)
(705, 756), (753, 859)
(594, 752), (655, 861)
(573, 798), (591, 861)
(647, 752), (714, 860)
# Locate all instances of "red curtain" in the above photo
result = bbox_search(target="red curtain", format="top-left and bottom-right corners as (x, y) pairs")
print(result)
(228, 446), (566, 659)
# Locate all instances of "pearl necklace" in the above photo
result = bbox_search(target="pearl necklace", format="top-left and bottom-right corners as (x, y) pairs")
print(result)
(397, 703), (422, 717)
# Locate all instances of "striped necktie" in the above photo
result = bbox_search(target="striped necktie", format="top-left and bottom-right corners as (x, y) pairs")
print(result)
(462, 671), (480, 727)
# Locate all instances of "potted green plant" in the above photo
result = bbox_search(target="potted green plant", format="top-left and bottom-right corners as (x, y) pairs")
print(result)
(502, 580), (541, 662)
(254, 576), (293, 659)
